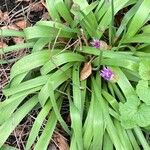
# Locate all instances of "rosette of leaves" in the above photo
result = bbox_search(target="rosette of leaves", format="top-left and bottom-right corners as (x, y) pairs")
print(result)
(1, 0), (150, 150)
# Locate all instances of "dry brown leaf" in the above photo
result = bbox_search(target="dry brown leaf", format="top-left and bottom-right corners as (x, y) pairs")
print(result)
(42, 12), (49, 20)
(41, 0), (47, 8)
(0, 10), (3, 19)
(15, 20), (27, 29)
(30, 2), (44, 12)
(99, 40), (109, 50)
(0, 12), (10, 22)
(80, 62), (92, 81)
(14, 127), (23, 137)
(13, 37), (24, 44)
(0, 42), (8, 48)
(54, 134), (69, 150)
(48, 144), (57, 150)
(1, 24), (19, 30)
(16, 0), (30, 2)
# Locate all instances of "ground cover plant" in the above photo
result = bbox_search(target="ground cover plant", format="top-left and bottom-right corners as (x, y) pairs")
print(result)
(1, 0), (150, 149)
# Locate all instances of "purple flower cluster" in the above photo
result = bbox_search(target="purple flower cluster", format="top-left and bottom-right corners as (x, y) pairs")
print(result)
(90, 39), (100, 49)
(100, 67), (114, 81)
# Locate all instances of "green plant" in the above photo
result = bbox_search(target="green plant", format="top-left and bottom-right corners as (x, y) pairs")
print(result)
(1, 0), (150, 149)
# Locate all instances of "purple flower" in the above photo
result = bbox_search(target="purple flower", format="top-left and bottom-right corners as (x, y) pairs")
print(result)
(90, 39), (100, 49)
(100, 67), (114, 81)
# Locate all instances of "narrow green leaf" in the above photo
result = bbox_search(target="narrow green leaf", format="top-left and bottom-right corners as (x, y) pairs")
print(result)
(38, 63), (73, 106)
(34, 100), (62, 150)
(49, 84), (70, 135)
(1, 145), (19, 150)
(55, 0), (73, 25)
(25, 101), (52, 150)
(0, 96), (38, 148)
(0, 29), (25, 37)
(0, 42), (34, 54)
(125, 0), (150, 38)
(41, 52), (85, 75)
(10, 50), (55, 80)
(46, 0), (61, 22)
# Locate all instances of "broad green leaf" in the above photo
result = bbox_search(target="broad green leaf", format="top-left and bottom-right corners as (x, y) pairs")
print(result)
(136, 80), (150, 105)
(139, 58), (150, 80)
(135, 104), (150, 127)
(119, 100), (138, 129)
(120, 97), (150, 128)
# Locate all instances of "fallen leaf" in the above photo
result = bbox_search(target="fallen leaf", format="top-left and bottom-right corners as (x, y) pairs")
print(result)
(0, 42), (8, 48)
(16, 0), (30, 2)
(30, 2), (44, 12)
(42, 12), (49, 20)
(48, 144), (57, 150)
(1, 24), (19, 30)
(99, 40), (109, 50)
(0, 10), (3, 19)
(15, 20), (27, 29)
(54, 133), (69, 150)
(0, 12), (10, 22)
(41, 0), (47, 8)
(80, 62), (92, 81)
(13, 37), (24, 44)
